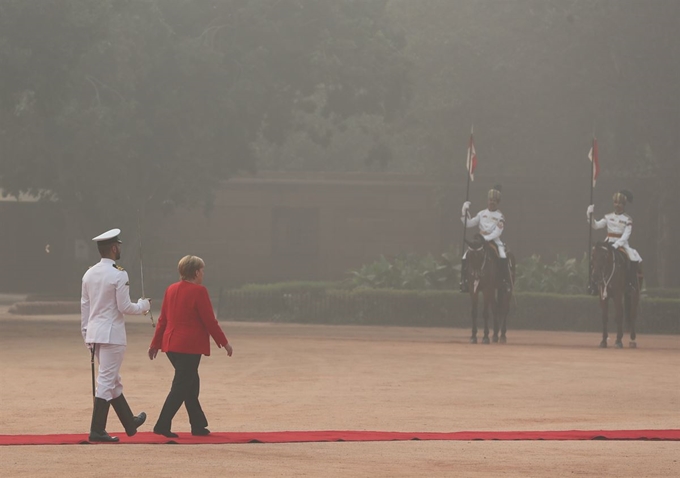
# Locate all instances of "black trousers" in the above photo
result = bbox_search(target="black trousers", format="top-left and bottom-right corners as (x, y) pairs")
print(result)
(155, 352), (207, 431)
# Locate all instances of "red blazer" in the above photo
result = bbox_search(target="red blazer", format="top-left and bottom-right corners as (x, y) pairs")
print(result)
(150, 281), (228, 356)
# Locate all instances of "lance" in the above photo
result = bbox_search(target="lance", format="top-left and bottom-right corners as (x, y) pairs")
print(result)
(138, 208), (155, 327)
(460, 125), (475, 256)
(587, 136), (597, 294)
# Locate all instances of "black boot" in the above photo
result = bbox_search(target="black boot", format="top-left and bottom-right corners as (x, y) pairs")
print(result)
(110, 393), (146, 437)
(459, 258), (469, 292)
(89, 397), (119, 442)
(637, 262), (644, 291)
(629, 261), (643, 291)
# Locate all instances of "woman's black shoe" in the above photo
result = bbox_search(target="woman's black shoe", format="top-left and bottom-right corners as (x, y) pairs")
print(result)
(191, 427), (210, 436)
(153, 428), (179, 438)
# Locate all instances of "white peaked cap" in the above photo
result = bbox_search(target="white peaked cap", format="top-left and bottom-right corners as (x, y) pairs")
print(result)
(92, 228), (122, 243)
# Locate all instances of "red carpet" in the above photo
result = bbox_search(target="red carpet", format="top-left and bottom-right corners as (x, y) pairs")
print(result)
(1, 429), (678, 445)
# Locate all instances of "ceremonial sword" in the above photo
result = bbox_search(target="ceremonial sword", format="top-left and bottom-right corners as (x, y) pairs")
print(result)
(138, 209), (155, 327)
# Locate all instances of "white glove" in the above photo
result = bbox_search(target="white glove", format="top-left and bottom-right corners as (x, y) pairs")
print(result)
(137, 298), (151, 312)
(461, 201), (471, 216)
(612, 240), (624, 249)
(586, 204), (594, 218)
(85, 343), (94, 352)
(482, 235), (491, 241)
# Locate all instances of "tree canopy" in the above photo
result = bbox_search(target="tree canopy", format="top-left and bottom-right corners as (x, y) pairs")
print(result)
(0, 0), (411, 228)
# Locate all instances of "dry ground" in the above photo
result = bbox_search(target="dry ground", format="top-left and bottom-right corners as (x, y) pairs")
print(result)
(0, 307), (678, 477)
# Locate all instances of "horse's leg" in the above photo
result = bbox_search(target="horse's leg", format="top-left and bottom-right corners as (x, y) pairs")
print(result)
(614, 293), (624, 348)
(599, 296), (609, 348)
(481, 291), (491, 344)
(470, 291), (479, 344)
(629, 290), (639, 348)
(499, 291), (509, 343)
(492, 289), (501, 343)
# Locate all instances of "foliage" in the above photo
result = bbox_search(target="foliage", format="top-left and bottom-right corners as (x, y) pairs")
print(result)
(0, 0), (411, 232)
(220, 287), (679, 335)
(235, 281), (345, 293)
(641, 289), (680, 300)
(349, 250), (593, 295)
(514, 253), (590, 295)
(348, 251), (457, 290)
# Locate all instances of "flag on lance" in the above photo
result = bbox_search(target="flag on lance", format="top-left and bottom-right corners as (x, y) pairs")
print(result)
(588, 137), (599, 187)
(466, 128), (477, 181)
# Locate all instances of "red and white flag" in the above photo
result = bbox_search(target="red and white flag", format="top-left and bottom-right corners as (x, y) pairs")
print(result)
(466, 128), (477, 181)
(588, 137), (599, 187)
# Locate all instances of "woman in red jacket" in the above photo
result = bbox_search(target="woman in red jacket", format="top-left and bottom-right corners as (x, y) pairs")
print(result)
(148, 255), (233, 437)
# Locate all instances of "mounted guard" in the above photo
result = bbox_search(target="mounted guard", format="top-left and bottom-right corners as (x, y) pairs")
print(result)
(586, 189), (643, 291)
(460, 185), (512, 293)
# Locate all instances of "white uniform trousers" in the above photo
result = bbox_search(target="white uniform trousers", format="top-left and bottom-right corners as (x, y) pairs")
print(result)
(605, 238), (642, 262)
(493, 239), (506, 259)
(94, 344), (125, 401)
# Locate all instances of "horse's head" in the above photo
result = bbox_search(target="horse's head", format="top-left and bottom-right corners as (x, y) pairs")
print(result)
(464, 233), (486, 250)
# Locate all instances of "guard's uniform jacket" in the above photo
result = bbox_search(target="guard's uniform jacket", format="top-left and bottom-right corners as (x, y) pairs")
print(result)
(462, 208), (507, 258)
(590, 212), (642, 262)
(81, 258), (147, 345)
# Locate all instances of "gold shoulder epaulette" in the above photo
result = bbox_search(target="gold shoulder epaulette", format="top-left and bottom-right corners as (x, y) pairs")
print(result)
(112, 264), (125, 271)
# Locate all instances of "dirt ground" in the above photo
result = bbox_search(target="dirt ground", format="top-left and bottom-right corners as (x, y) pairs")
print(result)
(0, 307), (678, 477)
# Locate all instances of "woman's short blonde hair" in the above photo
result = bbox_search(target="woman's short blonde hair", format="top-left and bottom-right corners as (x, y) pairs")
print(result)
(178, 255), (205, 281)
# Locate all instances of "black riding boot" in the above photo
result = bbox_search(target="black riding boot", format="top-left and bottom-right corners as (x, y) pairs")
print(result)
(110, 393), (146, 437)
(629, 261), (643, 291)
(637, 262), (644, 291)
(499, 258), (511, 292)
(627, 262), (635, 290)
(89, 397), (119, 442)
(459, 258), (469, 292)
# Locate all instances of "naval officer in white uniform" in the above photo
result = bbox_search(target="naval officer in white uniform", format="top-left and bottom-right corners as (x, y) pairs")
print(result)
(81, 228), (151, 442)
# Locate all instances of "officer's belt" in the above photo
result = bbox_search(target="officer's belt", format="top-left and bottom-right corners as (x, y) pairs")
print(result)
(607, 233), (623, 238)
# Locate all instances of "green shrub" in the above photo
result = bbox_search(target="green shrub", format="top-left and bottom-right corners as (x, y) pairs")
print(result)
(514, 254), (589, 294)
(235, 281), (345, 293)
(642, 288), (680, 299)
(348, 251), (595, 294)
(219, 287), (679, 334)
(348, 250), (458, 290)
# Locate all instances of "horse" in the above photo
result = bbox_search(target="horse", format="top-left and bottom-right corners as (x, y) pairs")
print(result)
(463, 234), (515, 344)
(590, 241), (640, 348)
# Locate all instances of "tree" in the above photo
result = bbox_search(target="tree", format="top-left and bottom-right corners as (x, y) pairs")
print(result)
(0, 0), (412, 232)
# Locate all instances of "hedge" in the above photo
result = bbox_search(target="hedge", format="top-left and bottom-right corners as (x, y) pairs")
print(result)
(8, 289), (678, 335)
(217, 289), (679, 334)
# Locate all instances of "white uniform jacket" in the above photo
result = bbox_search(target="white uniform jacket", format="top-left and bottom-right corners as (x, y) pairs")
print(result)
(462, 208), (506, 257)
(81, 258), (148, 345)
(590, 212), (642, 262)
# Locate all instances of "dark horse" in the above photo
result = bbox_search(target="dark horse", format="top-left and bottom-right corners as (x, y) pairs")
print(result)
(591, 241), (640, 348)
(464, 234), (515, 344)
